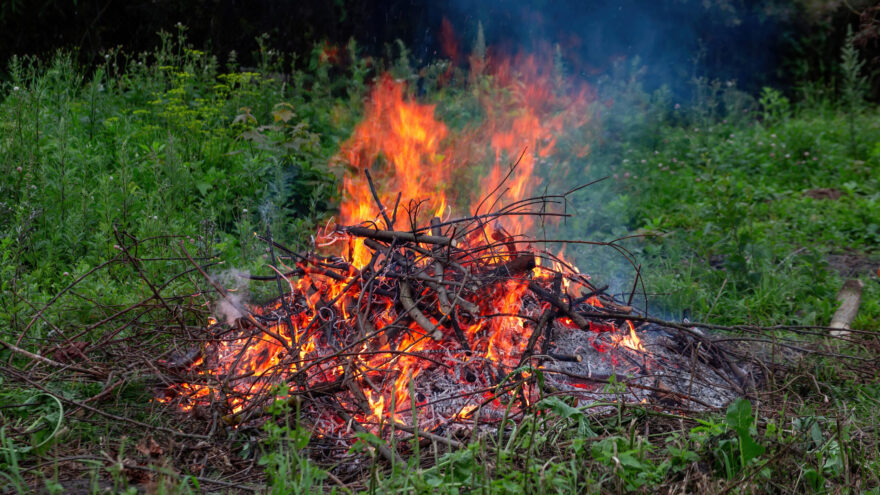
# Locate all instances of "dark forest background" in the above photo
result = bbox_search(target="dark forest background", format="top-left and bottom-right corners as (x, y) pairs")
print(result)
(1, 0), (878, 98)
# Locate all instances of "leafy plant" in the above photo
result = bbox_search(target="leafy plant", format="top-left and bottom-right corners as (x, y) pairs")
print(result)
(759, 86), (791, 124)
(591, 436), (668, 490)
(259, 388), (327, 494)
(840, 24), (869, 158)
(724, 398), (765, 470)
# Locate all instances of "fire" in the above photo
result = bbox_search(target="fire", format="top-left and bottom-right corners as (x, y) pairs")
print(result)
(339, 76), (451, 266)
(616, 320), (645, 352)
(339, 47), (594, 239)
(477, 54), (593, 235)
(483, 280), (530, 365)
(162, 35), (647, 436)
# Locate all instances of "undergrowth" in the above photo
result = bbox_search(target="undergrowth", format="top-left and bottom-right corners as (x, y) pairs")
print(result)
(1, 28), (879, 494)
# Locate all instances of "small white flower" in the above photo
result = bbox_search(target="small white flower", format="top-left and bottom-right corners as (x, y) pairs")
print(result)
(16, 166), (22, 172)
(640, 159), (646, 164)
(770, 143), (776, 147)
(785, 154), (790, 158)
(804, 151), (810, 156)
(13, 86), (20, 91)
(242, 208), (248, 213)
(770, 134), (777, 138)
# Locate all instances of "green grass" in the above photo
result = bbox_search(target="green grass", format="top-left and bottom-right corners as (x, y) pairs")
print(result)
(1, 31), (880, 493)
(0, 31), (362, 345)
(611, 108), (880, 328)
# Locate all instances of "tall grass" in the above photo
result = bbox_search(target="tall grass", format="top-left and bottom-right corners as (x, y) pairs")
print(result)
(0, 31), (368, 345)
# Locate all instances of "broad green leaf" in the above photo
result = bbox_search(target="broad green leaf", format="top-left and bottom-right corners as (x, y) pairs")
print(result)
(725, 398), (753, 432)
(739, 432), (765, 464)
(725, 398), (765, 463)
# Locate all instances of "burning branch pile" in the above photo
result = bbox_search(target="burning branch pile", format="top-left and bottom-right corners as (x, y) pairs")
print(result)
(158, 176), (756, 450)
(154, 68), (764, 446)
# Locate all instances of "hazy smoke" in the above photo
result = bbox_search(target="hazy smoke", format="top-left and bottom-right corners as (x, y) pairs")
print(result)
(211, 268), (251, 326)
(437, 0), (791, 96)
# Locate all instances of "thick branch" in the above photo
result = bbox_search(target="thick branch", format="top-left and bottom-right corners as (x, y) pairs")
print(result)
(340, 226), (455, 247)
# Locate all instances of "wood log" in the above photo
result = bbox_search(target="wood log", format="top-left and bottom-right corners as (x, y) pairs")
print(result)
(340, 225), (455, 247)
(431, 217), (453, 314)
(528, 281), (589, 329)
(489, 254), (536, 278)
(545, 352), (582, 363)
(399, 281), (444, 341)
(830, 278), (864, 337)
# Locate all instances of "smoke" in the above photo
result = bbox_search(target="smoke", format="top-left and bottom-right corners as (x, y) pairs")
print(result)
(429, 0), (794, 97)
(406, 1), (794, 317)
(211, 268), (251, 326)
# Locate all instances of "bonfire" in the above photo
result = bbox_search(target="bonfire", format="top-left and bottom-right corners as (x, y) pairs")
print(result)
(156, 69), (756, 460)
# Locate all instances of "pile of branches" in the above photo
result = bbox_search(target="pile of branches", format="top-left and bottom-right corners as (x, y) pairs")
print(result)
(150, 173), (764, 460)
(158, 180), (643, 436)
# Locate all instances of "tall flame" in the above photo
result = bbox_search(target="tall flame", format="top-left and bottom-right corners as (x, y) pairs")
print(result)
(338, 49), (594, 239)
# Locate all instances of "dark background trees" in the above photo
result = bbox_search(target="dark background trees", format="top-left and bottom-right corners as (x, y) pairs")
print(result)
(0, 0), (877, 98)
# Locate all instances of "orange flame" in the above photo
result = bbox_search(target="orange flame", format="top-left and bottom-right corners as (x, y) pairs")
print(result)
(338, 48), (594, 240)
(616, 320), (645, 352)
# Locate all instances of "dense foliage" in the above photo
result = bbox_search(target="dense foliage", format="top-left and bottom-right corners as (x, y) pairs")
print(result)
(1, 23), (879, 494)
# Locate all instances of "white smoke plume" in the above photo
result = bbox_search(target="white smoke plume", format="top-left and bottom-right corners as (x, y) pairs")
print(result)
(211, 268), (251, 326)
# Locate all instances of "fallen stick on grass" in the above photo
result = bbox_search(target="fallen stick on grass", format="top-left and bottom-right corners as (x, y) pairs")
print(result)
(830, 278), (864, 337)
